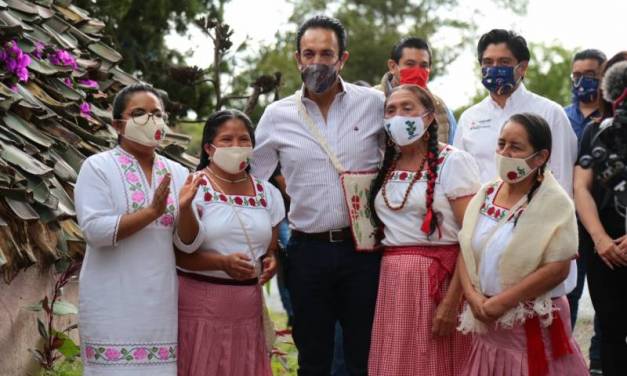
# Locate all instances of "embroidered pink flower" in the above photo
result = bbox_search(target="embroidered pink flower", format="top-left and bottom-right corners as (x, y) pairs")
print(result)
(494, 209), (501, 218)
(351, 195), (360, 211)
(219, 194), (227, 202)
(248, 197), (256, 206)
(256, 183), (264, 192)
(132, 347), (148, 361)
(126, 172), (140, 184)
(157, 347), (170, 360)
(199, 178), (207, 186)
(156, 160), (166, 170)
(204, 192), (212, 201)
(260, 198), (267, 207)
(85, 346), (95, 359)
(234, 197), (243, 205)
(166, 195), (174, 205)
(437, 156), (445, 165)
(118, 155), (132, 165)
(79, 102), (91, 117)
(104, 347), (122, 361)
(486, 186), (495, 195)
(398, 172), (408, 181)
(487, 206), (495, 216)
(131, 191), (145, 203)
(160, 214), (174, 226)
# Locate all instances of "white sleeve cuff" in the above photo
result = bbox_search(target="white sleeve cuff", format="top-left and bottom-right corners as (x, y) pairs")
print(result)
(173, 221), (204, 254)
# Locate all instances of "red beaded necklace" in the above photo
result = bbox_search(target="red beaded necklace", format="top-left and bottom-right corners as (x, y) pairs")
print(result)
(381, 155), (427, 211)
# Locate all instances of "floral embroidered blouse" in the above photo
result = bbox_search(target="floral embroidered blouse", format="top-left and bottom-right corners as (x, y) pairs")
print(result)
(174, 174), (285, 279)
(74, 147), (193, 374)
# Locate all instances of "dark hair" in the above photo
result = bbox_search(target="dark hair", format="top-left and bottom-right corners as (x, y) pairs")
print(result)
(599, 51), (627, 119)
(196, 110), (255, 171)
(477, 29), (530, 64)
(112, 83), (164, 120)
(505, 113), (552, 203)
(296, 15), (347, 57)
(573, 49), (607, 66)
(369, 84), (440, 237)
(390, 37), (431, 66)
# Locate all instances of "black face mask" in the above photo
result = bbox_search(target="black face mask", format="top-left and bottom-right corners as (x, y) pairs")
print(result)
(300, 62), (339, 94)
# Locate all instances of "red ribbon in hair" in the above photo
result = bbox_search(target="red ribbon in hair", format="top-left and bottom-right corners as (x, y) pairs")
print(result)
(399, 67), (430, 88)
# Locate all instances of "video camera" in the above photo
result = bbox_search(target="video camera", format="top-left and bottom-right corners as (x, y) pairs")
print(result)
(578, 61), (627, 216)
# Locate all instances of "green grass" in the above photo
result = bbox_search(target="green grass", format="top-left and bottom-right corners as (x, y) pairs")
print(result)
(39, 359), (83, 376)
(270, 311), (299, 376)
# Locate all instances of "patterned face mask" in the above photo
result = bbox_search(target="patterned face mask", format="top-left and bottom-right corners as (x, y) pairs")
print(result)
(481, 64), (522, 96)
(300, 63), (339, 94)
(384, 114), (430, 146)
(495, 152), (538, 183)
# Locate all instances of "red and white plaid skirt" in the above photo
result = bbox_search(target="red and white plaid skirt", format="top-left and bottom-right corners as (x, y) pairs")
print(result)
(368, 245), (472, 376)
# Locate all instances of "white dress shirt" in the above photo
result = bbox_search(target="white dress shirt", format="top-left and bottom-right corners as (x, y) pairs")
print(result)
(251, 79), (385, 232)
(453, 84), (577, 195)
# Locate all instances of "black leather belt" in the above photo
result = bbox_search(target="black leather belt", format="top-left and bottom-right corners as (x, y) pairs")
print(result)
(291, 227), (352, 243)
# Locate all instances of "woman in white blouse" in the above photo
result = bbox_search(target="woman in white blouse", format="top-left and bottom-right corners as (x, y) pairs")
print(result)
(174, 109), (284, 376)
(74, 84), (201, 376)
(457, 113), (587, 375)
(368, 85), (480, 376)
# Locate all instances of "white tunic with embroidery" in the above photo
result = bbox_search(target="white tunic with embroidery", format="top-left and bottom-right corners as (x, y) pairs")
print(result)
(75, 147), (191, 376)
(175, 175), (285, 278)
(471, 181), (577, 297)
(374, 146), (481, 246)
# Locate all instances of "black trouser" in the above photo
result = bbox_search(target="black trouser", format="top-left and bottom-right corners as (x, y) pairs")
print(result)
(585, 241), (627, 375)
(287, 234), (381, 376)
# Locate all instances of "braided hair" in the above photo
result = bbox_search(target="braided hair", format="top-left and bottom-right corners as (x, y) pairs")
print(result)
(506, 113), (552, 204)
(196, 109), (255, 171)
(369, 84), (440, 238)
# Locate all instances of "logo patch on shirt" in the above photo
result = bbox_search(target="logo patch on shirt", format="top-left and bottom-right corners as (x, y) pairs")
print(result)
(469, 119), (492, 130)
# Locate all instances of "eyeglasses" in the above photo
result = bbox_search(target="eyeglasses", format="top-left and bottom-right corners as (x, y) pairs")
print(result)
(125, 110), (168, 125)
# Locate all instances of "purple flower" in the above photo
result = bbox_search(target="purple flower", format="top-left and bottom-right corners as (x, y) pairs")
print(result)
(131, 191), (145, 203)
(32, 42), (45, 59)
(0, 40), (31, 83)
(159, 214), (174, 226)
(79, 79), (99, 89)
(48, 49), (78, 69)
(79, 102), (91, 117)
(63, 77), (73, 88)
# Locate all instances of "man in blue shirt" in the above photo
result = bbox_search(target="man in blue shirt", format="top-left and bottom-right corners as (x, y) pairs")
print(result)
(564, 48), (606, 376)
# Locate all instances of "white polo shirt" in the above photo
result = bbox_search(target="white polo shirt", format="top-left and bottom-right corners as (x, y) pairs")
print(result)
(251, 79), (385, 232)
(453, 84), (577, 195)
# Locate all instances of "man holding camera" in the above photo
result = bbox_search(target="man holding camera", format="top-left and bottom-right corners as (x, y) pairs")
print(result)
(574, 53), (627, 376)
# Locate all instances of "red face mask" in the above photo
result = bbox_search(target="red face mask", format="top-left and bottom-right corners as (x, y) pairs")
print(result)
(399, 66), (430, 88)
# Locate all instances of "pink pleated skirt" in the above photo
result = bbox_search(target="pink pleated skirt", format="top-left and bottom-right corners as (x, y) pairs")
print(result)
(368, 248), (472, 376)
(177, 275), (272, 376)
(461, 296), (588, 376)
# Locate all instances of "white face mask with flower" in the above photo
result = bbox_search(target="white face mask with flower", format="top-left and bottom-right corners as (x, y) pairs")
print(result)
(495, 152), (538, 183)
